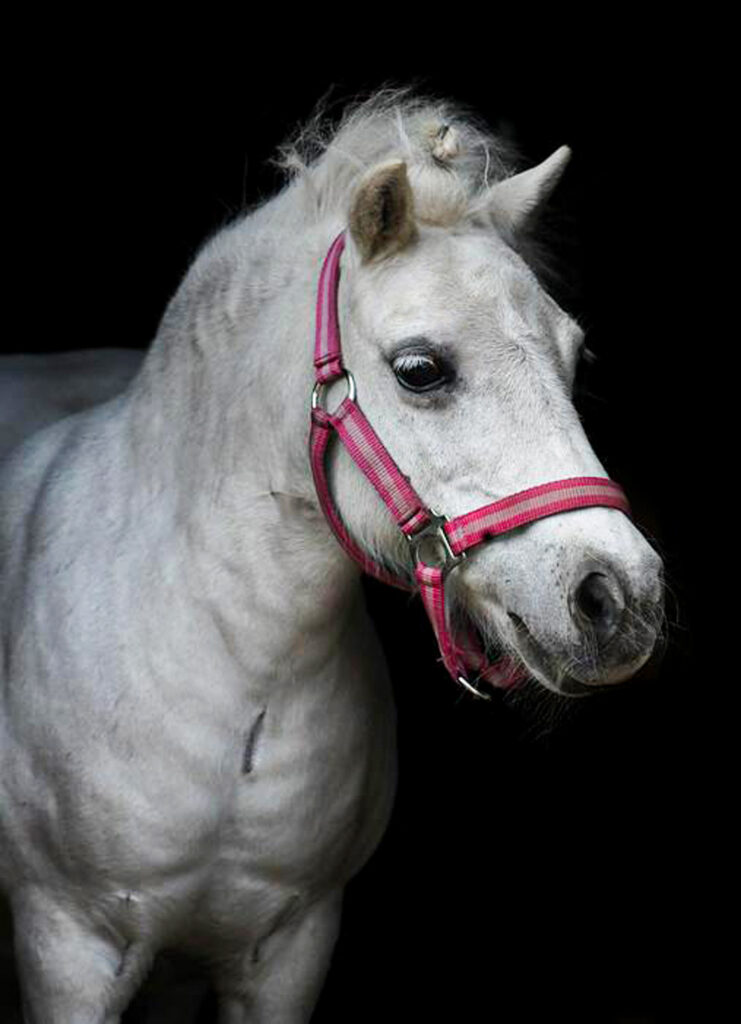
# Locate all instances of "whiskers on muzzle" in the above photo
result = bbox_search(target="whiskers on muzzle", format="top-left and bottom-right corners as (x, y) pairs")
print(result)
(555, 589), (666, 692)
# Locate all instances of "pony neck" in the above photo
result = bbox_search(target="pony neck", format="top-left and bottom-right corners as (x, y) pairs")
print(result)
(125, 215), (363, 679)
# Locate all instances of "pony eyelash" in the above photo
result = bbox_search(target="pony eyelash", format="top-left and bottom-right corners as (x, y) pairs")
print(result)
(393, 352), (434, 372)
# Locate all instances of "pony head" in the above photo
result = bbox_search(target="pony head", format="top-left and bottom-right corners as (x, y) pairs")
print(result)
(297, 98), (664, 695)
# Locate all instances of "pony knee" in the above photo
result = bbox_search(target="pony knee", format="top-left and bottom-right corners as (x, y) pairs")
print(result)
(12, 889), (148, 1023)
(213, 891), (343, 1024)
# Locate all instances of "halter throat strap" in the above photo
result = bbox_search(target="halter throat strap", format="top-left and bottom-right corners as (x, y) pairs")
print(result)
(309, 231), (631, 697)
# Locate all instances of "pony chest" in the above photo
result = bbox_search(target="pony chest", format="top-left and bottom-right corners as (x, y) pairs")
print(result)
(218, 675), (397, 890)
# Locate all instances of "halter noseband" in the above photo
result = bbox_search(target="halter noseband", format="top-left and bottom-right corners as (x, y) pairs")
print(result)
(309, 232), (631, 699)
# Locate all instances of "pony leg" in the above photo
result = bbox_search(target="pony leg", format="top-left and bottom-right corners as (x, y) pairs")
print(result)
(12, 888), (149, 1024)
(213, 890), (343, 1024)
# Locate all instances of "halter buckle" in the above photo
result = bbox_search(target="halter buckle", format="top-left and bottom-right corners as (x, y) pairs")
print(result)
(407, 509), (466, 574)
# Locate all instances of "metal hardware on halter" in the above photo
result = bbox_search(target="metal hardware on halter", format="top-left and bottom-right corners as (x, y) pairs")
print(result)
(406, 509), (466, 575)
(311, 369), (356, 411)
(456, 674), (491, 701)
(408, 511), (489, 699)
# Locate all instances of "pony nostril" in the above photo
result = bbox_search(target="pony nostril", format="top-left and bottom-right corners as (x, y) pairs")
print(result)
(572, 571), (624, 644)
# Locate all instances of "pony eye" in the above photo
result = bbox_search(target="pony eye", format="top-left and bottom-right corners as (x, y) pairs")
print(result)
(392, 352), (450, 392)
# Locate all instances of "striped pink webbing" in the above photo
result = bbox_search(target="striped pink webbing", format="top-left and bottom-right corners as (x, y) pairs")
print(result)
(328, 398), (431, 537)
(413, 477), (629, 688)
(444, 477), (631, 556)
(311, 229), (431, 589)
(415, 564), (462, 678)
(310, 406), (411, 590)
(415, 564), (527, 689)
(314, 232), (347, 384)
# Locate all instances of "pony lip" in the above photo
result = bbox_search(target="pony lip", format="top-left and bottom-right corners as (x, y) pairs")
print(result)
(506, 611), (658, 695)
(451, 601), (528, 691)
(506, 611), (590, 695)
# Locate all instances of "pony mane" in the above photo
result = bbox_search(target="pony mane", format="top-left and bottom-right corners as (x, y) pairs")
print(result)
(188, 88), (568, 313)
(274, 87), (521, 229)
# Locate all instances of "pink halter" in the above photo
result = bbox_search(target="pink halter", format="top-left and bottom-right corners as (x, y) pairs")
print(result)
(309, 232), (631, 699)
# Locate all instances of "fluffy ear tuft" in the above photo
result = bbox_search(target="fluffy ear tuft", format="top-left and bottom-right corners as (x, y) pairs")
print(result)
(348, 160), (417, 262)
(487, 145), (572, 235)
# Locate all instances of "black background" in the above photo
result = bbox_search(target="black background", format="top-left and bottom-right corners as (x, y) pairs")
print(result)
(7, 23), (725, 1024)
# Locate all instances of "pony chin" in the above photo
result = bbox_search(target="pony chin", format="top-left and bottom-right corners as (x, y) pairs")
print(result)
(509, 624), (658, 698)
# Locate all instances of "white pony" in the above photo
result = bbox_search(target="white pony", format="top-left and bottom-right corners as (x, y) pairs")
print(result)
(0, 92), (664, 1022)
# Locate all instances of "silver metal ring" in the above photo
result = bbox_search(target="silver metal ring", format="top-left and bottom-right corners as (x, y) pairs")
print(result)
(457, 675), (491, 700)
(311, 370), (357, 411)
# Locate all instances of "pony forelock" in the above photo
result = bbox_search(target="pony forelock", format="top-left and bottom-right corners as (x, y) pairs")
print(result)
(273, 86), (522, 230)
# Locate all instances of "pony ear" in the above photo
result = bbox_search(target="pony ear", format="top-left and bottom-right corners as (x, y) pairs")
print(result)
(348, 160), (417, 262)
(486, 145), (571, 235)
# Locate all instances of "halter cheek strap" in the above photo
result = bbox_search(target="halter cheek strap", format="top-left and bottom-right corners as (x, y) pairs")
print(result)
(309, 232), (631, 698)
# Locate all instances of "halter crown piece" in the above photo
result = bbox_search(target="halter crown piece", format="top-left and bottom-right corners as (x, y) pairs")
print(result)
(309, 232), (631, 699)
